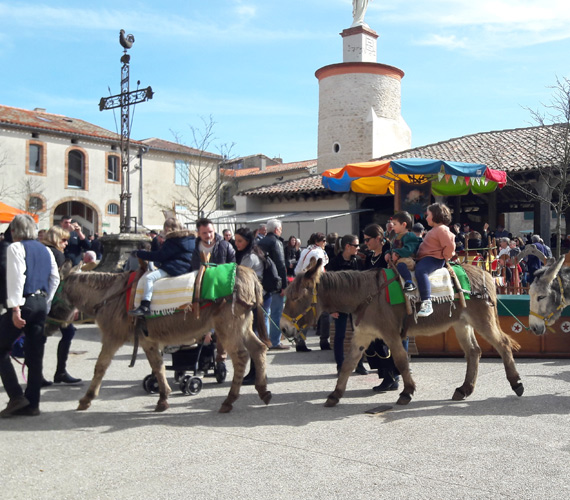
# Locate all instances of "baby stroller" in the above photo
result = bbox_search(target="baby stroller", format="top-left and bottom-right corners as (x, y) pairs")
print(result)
(142, 337), (227, 396)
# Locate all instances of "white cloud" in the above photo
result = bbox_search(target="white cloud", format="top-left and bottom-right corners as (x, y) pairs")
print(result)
(373, 0), (570, 54)
(419, 34), (467, 51)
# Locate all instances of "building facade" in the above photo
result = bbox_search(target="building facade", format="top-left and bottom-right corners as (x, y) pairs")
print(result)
(0, 105), (221, 234)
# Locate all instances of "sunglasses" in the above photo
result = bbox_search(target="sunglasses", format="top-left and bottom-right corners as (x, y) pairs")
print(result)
(363, 237), (372, 242)
(348, 243), (359, 248)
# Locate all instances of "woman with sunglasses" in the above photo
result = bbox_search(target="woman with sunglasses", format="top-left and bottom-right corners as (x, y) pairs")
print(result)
(362, 223), (408, 393)
(42, 225), (82, 385)
(327, 234), (368, 375)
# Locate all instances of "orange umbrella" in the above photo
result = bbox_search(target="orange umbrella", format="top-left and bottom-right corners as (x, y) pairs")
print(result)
(0, 201), (39, 224)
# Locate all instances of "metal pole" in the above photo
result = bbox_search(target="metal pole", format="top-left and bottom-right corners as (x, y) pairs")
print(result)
(120, 52), (131, 233)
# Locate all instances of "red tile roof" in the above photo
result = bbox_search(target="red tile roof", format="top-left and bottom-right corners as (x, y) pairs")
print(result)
(240, 174), (325, 196)
(222, 159), (317, 178)
(379, 124), (566, 172)
(0, 104), (123, 143)
(242, 124), (566, 196)
(142, 137), (222, 159)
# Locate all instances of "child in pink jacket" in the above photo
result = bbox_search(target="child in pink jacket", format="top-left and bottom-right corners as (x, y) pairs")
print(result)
(415, 203), (456, 317)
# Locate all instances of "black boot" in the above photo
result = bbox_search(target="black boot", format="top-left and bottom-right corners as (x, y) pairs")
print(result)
(54, 338), (82, 384)
(129, 300), (150, 317)
(242, 362), (256, 386)
(372, 372), (399, 392)
(320, 341), (332, 350)
(354, 360), (368, 375)
(296, 340), (312, 352)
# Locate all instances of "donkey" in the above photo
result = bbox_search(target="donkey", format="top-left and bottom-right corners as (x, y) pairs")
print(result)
(281, 260), (524, 407)
(48, 265), (272, 413)
(529, 256), (569, 335)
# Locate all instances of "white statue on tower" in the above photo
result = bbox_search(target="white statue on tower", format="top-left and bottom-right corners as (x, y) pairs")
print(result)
(352, 0), (372, 27)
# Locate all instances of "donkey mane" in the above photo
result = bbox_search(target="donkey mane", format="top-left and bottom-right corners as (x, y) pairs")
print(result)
(68, 271), (128, 291)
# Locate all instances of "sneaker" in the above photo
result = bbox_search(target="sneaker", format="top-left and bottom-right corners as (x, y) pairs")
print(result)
(0, 395), (30, 418)
(417, 300), (433, 318)
(403, 281), (416, 292)
(129, 304), (150, 317)
(269, 344), (290, 350)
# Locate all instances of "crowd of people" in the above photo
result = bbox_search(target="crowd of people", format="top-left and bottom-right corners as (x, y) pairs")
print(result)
(0, 207), (564, 417)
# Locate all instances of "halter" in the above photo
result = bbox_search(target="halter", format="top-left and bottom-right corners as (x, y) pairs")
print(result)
(529, 275), (567, 331)
(281, 285), (319, 340)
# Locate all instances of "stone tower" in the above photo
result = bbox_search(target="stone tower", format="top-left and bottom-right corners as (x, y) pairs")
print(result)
(315, 24), (411, 173)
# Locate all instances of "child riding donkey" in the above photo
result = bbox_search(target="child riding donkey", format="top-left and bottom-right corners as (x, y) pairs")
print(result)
(415, 203), (456, 317)
(385, 211), (422, 293)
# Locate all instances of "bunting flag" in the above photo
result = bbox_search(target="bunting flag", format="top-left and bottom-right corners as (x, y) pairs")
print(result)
(321, 158), (507, 196)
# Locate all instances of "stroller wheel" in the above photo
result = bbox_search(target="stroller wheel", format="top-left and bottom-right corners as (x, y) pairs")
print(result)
(181, 375), (203, 395)
(215, 362), (227, 384)
(143, 374), (159, 394)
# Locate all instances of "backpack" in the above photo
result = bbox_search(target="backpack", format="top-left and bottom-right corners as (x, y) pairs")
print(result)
(11, 335), (25, 359)
(261, 253), (282, 294)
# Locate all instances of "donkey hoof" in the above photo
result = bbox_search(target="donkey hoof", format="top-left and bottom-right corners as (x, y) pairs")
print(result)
(396, 393), (412, 405)
(512, 383), (524, 397)
(260, 390), (272, 405)
(452, 387), (467, 401)
(218, 404), (233, 413)
(154, 400), (169, 412)
(77, 400), (91, 411)
(324, 394), (339, 407)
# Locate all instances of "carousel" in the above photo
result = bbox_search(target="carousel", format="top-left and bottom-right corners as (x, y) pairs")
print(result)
(321, 158), (570, 358)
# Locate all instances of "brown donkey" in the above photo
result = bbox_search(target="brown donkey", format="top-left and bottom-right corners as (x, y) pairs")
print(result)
(48, 265), (271, 413)
(281, 260), (524, 407)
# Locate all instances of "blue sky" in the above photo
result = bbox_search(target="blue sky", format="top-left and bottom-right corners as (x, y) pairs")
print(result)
(0, 0), (569, 163)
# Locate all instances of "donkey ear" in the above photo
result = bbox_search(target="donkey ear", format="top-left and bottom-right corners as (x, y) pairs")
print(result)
(303, 258), (323, 283)
(60, 259), (74, 279)
(543, 256), (565, 286)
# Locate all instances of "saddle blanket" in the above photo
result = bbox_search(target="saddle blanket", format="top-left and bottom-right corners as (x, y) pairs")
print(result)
(133, 271), (197, 316)
(384, 265), (471, 306)
(132, 263), (237, 316)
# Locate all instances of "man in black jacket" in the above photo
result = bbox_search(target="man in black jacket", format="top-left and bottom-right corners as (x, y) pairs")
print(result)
(257, 219), (289, 350)
(191, 218), (235, 270)
(191, 218), (236, 363)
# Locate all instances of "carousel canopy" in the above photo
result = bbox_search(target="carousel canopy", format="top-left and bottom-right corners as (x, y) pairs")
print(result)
(321, 158), (507, 196)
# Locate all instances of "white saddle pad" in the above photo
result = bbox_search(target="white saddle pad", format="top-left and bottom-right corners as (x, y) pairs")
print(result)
(134, 271), (197, 315)
(408, 267), (455, 303)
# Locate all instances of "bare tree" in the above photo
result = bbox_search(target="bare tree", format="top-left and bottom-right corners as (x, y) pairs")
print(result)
(507, 76), (570, 258)
(0, 145), (15, 200)
(168, 115), (236, 223)
(15, 177), (47, 220)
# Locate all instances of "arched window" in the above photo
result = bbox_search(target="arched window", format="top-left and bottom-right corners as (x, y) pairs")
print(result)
(107, 203), (120, 215)
(68, 150), (85, 188)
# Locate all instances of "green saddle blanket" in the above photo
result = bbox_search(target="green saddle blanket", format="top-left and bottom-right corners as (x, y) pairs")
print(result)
(200, 263), (237, 301)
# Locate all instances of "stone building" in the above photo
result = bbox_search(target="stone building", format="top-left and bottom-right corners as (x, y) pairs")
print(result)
(0, 105), (221, 234)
